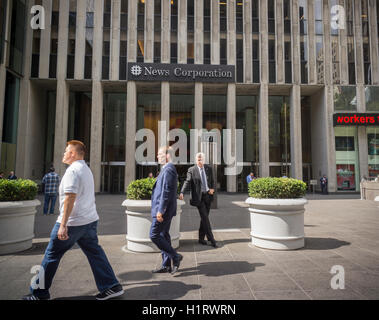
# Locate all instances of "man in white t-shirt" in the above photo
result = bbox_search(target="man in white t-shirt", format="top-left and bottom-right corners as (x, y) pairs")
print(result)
(23, 140), (124, 300)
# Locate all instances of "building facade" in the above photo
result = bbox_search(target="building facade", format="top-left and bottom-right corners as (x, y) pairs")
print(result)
(1, 0), (379, 194)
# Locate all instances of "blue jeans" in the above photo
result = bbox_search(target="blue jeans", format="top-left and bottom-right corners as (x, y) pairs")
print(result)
(43, 194), (57, 214)
(150, 217), (178, 268)
(31, 221), (120, 298)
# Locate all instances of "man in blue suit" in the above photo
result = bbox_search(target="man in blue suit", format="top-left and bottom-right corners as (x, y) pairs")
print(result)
(150, 146), (183, 275)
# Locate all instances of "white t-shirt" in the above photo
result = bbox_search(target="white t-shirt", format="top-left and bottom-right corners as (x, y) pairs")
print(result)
(57, 160), (99, 227)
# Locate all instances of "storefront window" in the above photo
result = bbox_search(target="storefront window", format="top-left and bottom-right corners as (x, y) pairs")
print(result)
(367, 127), (379, 178)
(335, 127), (360, 191)
(365, 86), (379, 111)
(333, 86), (357, 111)
(236, 95), (258, 192)
(269, 96), (291, 177)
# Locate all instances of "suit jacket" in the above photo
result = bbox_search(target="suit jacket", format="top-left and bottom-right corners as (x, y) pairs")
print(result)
(180, 164), (214, 207)
(151, 162), (178, 219)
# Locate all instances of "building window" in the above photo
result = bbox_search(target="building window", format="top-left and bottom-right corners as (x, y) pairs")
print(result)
(84, 1), (94, 79)
(120, 0), (128, 30)
(9, 0), (26, 75)
(220, 0), (227, 32)
(102, 0), (111, 80)
(333, 86), (357, 111)
(220, 38), (227, 65)
(268, 40), (276, 83)
(283, 0), (291, 34)
(268, 0), (275, 34)
(120, 0), (128, 80)
(362, 0), (371, 84)
(154, 0), (161, 63)
(252, 0), (259, 33)
(137, 0), (144, 62)
(204, 0), (210, 64)
(236, 1), (243, 34)
(366, 86), (379, 111)
(284, 41), (292, 83)
(299, 0), (308, 84)
(187, 0), (194, 64)
(31, 0), (42, 78)
(335, 127), (360, 191)
(0, 0), (6, 64)
(49, 0), (59, 79)
(236, 39), (243, 82)
(67, 1), (77, 79)
(171, 0), (178, 32)
(346, 0), (355, 84)
(252, 39), (259, 83)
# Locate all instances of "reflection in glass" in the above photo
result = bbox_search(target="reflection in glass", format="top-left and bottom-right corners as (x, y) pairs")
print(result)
(333, 86), (357, 111)
(367, 127), (379, 178)
(365, 86), (379, 111)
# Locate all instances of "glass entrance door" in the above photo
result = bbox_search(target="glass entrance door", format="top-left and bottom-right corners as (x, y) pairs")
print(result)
(101, 162), (125, 194)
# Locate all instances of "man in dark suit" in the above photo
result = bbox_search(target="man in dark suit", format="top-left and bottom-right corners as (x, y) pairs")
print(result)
(179, 152), (217, 248)
(150, 146), (183, 275)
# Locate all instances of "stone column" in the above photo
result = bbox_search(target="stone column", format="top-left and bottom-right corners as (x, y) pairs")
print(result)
(339, 0), (348, 84)
(290, 85), (302, 179)
(90, 0), (104, 192)
(144, 0), (154, 63)
(15, 0), (34, 178)
(226, 0), (236, 191)
(110, 0), (121, 80)
(74, 0), (86, 80)
(259, 83), (270, 177)
(161, 0), (171, 147)
(357, 84), (369, 181)
(125, 0), (138, 189)
(53, 0), (70, 176)
(307, 0), (316, 84)
(276, 0), (285, 84)
(244, 0), (252, 83)
(369, 0), (379, 85)
(194, 0), (204, 154)
(39, 0), (52, 78)
(211, 0), (219, 64)
(354, 0), (364, 85)
(125, 81), (137, 190)
(178, 0), (187, 63)
(259, 0), (270, 177)
(292, 0), (301, 84)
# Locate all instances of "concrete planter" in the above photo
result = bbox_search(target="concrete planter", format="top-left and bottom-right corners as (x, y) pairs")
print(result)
(0, 200), (41, 255)
(122, 199), (185, 253)
(245, 198), (307, 250)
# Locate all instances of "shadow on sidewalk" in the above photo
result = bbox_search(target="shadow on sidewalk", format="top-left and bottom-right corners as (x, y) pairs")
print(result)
(173, 261), (264, 278)
(54, 280), (201, 300)
(177, 238), (250, 252)
(304, 237), (350, 250)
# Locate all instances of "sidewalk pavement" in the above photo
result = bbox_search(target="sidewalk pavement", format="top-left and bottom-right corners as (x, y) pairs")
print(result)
(0, 193), (379, 300)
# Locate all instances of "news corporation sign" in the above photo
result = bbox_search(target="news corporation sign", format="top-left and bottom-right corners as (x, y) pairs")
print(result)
(127, 62), (235, 83)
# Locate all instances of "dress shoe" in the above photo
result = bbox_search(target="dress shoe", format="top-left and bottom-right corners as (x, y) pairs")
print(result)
(152, 266), (172, 273)
(210, 241), (219, 248)
(198, 239), (207, 245)
(171, 254), (183, 275)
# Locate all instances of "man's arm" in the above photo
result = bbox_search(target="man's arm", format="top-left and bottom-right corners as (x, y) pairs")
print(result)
(180, 169), (192, 194)
(58, 193), (77, 240)
(156, 170), (176, 222)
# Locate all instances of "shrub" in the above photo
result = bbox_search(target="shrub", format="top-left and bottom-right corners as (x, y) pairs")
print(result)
(248, 177), (307, 199)
(126, 177), (181, 200)
(127, 178), (156, 200)
(0, 179), (38, 202)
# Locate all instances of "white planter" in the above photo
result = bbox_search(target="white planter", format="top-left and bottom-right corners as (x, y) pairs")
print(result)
(245, 198), (307, 250)
(0, 200), (41, 255)
(122, 199), (185, 253)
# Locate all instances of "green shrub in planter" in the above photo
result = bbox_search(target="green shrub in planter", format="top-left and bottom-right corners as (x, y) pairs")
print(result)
(0, 179), (38, 202)
(248, 177), (307, 199)
(126, 177), (181, 200)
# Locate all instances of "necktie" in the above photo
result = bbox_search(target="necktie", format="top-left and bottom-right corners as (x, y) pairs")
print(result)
(200, 168), (207, 192)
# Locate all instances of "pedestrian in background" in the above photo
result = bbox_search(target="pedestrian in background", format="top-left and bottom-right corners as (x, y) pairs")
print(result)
(320, 175), (328, 195)
(8, 171), (17, 180)
(42, 167), (60, 215)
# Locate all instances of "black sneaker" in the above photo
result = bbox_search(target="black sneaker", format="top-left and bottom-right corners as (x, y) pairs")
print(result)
(171, 254), (183, 275)
(152, 266), (172, 273)
(22, 294), (50, 300)
(96, 284), (124, 300)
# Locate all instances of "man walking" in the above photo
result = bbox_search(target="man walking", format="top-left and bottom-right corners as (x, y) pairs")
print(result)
(179, 153), (217, 248)
(150, 146), (183, 275)
(42, 167), (60, 215)
(22, 140), (123, 300)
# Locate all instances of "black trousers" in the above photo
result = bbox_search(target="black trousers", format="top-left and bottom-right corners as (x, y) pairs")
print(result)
(196, 192), (215, 242)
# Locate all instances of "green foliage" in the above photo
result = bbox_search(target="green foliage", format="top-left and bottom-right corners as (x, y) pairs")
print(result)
(126, 177), (181, 200)
(248, 177), (307, 199)
(127, 178), (156, 200)
(0, 179), (38, 202)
